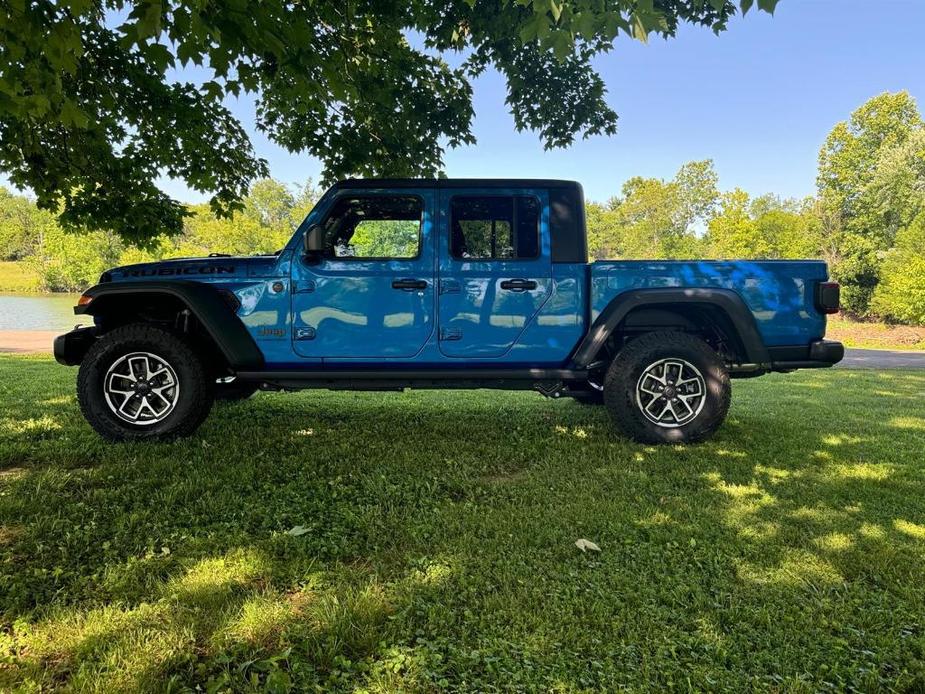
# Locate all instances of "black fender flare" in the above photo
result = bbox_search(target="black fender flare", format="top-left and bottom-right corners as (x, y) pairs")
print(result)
(570, 288), (771, 368)
(74, 281), (264, 370)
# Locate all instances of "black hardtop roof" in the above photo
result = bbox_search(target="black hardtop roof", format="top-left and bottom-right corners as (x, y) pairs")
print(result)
(334, 178), (583, 191)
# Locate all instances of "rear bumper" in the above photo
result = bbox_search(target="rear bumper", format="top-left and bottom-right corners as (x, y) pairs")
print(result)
(769, 339), (844, 371)
(54, 326), (98, 366)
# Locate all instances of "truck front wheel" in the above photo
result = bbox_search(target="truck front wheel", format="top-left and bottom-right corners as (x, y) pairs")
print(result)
(603, 331), (730, 444)
(77, 324), (214, 441)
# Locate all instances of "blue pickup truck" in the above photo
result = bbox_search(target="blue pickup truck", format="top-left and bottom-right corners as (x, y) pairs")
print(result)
(55, 179), (843, 444)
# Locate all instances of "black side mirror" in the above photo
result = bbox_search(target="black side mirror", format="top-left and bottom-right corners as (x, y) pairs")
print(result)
(303, 224), (325, 258)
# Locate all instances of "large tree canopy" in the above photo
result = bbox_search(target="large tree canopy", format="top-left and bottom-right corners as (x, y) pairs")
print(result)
(0, 0), (778, 242)
(817, 91), (924, 313)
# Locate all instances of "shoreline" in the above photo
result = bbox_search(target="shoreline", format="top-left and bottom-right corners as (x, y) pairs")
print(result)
(0, 330), (58, 353)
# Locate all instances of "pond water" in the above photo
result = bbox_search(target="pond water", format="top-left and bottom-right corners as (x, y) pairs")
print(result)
(0, 293), (93, 331)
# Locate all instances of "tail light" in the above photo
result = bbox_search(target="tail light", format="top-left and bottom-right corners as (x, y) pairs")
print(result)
(815, 281), (840, 314)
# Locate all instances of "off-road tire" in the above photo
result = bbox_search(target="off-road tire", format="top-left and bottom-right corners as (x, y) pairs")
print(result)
(603, 331), (731, 444)
(77, 323), (214, 441)
(214, 379), (260, 402)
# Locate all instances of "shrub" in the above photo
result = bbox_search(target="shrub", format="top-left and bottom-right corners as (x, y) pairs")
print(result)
(871, 214), (925, 325)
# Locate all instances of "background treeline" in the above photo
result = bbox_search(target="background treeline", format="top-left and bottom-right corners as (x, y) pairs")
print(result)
(0, 180), (320, 293)
(1, 92), (923, 326)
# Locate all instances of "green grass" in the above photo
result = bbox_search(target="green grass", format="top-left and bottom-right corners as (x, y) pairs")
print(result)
(1, 355), (924, 692)
(0, 261), (40, 293)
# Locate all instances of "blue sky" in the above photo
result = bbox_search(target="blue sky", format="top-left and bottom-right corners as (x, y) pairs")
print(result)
(7, 1), (925, 204)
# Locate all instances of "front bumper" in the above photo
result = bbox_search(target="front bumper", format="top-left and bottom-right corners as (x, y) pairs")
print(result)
(769, 339), (845, 371)
(54, 326), (98, 366)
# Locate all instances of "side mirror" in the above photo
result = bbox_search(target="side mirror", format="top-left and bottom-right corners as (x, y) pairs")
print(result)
(303, 224), (325, 258)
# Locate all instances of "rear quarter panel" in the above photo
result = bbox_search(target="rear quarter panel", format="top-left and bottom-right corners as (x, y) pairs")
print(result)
(591, 260), (829, 346)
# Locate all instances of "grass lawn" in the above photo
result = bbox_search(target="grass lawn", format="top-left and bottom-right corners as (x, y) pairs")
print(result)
(827, 316), (925, 351)
(1, 355), (924, 691)
(0, 261), (40, 293)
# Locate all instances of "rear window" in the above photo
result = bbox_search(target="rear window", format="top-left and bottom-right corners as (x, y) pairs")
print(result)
(450, 196), (540, 260)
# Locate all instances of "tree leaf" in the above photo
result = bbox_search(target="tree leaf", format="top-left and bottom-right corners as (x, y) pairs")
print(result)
(59, 99), (89, 128)
(631, 13), (649, 43)
(549, 0), (562, 23)
(575, 538), (601, 552)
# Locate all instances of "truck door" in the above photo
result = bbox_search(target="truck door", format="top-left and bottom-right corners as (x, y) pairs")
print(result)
(437, 188), (552, 358)
(290, 190), (435, 359)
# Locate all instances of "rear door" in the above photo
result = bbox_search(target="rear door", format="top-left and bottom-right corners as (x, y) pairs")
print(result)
(290, 189), (435, 359)
(437, 188), (552, 358)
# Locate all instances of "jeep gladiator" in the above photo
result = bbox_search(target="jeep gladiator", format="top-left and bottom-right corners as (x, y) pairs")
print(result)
(55, 179), (844, 443)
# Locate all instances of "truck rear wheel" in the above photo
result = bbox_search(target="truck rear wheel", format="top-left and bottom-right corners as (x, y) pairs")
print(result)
(77, 324), (214, 441)
(603, 331), (730, 444)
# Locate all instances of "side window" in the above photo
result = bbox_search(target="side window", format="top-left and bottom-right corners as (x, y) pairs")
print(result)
(321, 196), (422, 259)
(450, 196), (540, 260)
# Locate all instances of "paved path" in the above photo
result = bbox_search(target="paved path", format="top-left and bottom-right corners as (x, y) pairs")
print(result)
(0, 330), (58, 354)
(2, 331), (925, 369)
(838, 347), (925, 369)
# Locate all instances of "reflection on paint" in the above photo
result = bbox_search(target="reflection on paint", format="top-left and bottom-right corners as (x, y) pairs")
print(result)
(241, 311), (281, 328)
(595, 260), (828, 346)
(237, 284), (266, 315)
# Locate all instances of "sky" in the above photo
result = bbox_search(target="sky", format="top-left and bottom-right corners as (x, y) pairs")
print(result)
(6, 0), (925, 205)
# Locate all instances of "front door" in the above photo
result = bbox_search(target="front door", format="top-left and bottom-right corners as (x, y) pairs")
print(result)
(291, 190), (435, 359)
(437, 189), (552, 358)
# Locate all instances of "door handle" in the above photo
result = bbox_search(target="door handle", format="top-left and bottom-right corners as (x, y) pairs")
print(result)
(500, 278), (537, 292)
(392, 278), (427, 291)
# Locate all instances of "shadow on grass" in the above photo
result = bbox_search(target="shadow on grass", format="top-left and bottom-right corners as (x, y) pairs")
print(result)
(1, 358), (925, 690)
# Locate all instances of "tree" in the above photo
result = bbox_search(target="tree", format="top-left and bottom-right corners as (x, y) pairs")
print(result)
(706, 190), (820, 259)
(753, 208), (820, 258)
(30, 224), (123, 291)
(244, 179), (295, 233)
(585, 200), (622, 260)
(0, 0), (778, 243)
(590, 160), (717, 259)
(289, 179), (323, 229)
(866, 128), (925, 233)
(871, 213), (925, 325)
(705, 188), (761, 258)
(0, 187), (57, 260)
(817, 91), (925, 314)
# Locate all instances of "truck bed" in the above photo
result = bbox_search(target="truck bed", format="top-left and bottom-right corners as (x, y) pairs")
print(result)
(589, 260), (829, 347)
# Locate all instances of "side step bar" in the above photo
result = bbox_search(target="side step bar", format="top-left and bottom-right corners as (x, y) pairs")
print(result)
(235, 368), (589, 392)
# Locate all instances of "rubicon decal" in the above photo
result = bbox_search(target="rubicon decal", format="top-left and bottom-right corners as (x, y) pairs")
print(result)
(115, 265), (236, 277)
